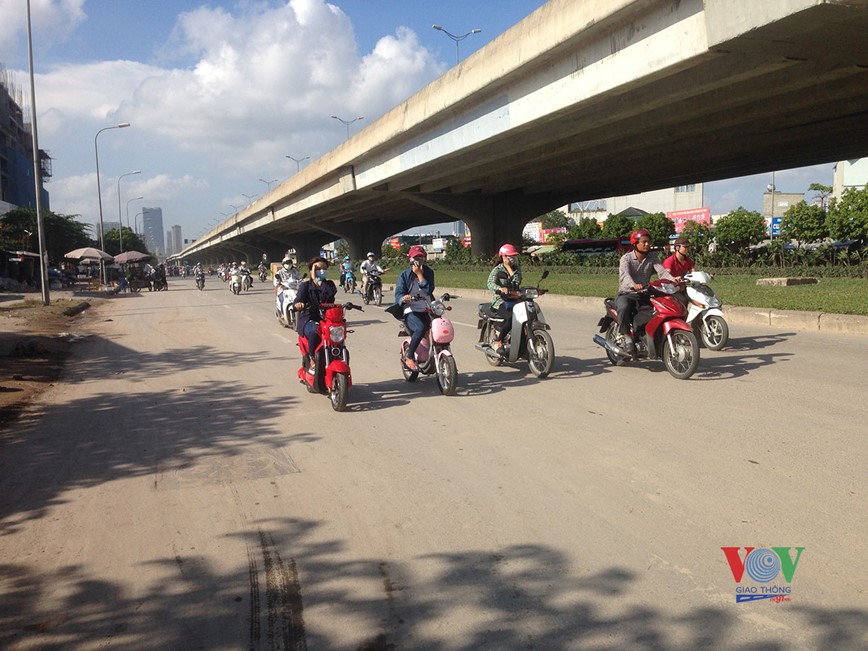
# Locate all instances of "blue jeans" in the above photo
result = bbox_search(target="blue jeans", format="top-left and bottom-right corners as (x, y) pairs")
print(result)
(405, 311), (431, 358)
(303, 320), (321, 361)
(496, 299), (517, 341)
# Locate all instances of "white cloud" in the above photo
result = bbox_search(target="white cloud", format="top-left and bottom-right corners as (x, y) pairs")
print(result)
(0, 0), (86, 63)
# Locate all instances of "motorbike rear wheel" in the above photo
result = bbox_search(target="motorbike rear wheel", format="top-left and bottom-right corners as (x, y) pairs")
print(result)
(604, 322), (626, 366)
(330, 373), (348, 411)
(700, 315), (729, 351)
(663, 330), (700, 380)
(436, 355), (458, 396)
(484, 324), (503, 367)
(527, 329), (555, 378)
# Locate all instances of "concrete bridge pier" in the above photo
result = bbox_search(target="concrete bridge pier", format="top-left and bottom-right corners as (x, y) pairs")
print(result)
(407, 191), (556, 258)
(330, 219), (407, 260)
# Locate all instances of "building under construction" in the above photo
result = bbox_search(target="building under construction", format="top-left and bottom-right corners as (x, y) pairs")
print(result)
(0, 65), (51, 213)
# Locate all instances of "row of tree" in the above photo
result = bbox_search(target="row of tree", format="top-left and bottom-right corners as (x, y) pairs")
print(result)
(0, 207), (152, 263)
(534, 184), (868, 252)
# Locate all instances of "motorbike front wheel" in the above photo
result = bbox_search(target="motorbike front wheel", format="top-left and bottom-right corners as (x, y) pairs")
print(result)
(373, 286), (382, 306)
(527, 329), (555, 378)
(700, 315), (729, 351)
(330, 373), (348, 411)
(436, 355), (458, 396)
(663, 330), (700, 380)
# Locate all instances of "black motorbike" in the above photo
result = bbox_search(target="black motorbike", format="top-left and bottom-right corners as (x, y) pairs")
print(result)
(195, 271), (205, 290)
(362, 269), (385, 306)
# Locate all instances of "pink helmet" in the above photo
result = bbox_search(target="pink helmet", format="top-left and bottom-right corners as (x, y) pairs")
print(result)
(408, 245), (427, 260)
(498, 243), (519, 257)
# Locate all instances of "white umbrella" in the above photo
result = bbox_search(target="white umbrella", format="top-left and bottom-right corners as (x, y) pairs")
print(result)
(64, 247), (114, 262)
(113, 250), (151, 264)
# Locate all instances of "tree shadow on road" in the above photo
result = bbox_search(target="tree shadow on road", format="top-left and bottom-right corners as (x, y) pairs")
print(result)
(1, 517), (865, 649)
(0, 332), (294, 535)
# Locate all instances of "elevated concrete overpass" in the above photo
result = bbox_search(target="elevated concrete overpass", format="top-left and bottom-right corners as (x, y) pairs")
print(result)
(176, 0), (868, 264)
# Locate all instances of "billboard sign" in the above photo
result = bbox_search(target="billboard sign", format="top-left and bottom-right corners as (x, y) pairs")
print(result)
(666, 207), (711, 233)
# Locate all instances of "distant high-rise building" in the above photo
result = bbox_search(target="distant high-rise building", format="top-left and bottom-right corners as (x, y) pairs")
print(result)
(142, 207), (165, 256)
(171, 225), (182, 256)
(165, 230), (173, 257)
(0, 68), (51, 212)
(96, 221), (121, 240)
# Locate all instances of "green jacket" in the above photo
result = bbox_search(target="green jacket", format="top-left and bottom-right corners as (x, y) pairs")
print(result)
(487, 263), (522, 309)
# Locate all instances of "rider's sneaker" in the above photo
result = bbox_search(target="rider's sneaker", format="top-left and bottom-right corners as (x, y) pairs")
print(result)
(618, 334), (635, 354)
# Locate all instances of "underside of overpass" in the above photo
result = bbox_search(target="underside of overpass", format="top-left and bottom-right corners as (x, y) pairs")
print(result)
(177, 0), (868, 264)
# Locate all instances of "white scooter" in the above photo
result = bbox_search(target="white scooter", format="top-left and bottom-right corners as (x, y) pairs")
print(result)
(275, 277), (300, 328)
(475, 270), (555, 378)
(229, 269), (242, 295)
(682, 270), (728, 350)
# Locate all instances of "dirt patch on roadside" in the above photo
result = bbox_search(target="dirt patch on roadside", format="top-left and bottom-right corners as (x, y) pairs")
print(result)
(0, 298), (100, 428)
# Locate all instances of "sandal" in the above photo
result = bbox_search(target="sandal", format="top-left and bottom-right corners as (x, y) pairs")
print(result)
(404, 358), (419, 371)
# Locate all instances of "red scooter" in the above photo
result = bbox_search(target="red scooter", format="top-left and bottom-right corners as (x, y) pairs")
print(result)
(297, 302), (362, 411)
(593, 279), (700, 379)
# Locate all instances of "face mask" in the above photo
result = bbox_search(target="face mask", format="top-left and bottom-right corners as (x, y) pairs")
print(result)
(507, 256), (517, 266)
(315, 269), (327, 280)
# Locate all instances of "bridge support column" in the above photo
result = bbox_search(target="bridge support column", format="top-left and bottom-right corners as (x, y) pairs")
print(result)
(330, 221), (404, 260)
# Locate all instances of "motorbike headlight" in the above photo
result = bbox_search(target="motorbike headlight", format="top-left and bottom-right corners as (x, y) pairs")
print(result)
(524, 288), (539, 299)
(329, 325), (345, 343)
(431, 302), (445, 317)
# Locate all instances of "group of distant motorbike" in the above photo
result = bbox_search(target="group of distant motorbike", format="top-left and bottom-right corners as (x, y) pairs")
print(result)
(262, 243), (727, 412)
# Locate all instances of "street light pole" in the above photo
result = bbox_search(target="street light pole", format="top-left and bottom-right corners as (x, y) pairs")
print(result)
(26, 0), (49, 305)
(432, 24), (481, 65)
(117, 170), (140, 253)
(242, 193), (257, 204)
(94, 122), (130, 282)
(134, 211), (143, 237)
(330, 115), (364, 140)
(126, 195), (143, 242)
(286, 155), (309, 172)
(259, 178), (278, 192)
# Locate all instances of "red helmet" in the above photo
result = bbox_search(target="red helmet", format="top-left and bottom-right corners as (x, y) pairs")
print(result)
(408, 245), (427, 260)
(498, 243), (519, 257)
(630, 229), (651, 246)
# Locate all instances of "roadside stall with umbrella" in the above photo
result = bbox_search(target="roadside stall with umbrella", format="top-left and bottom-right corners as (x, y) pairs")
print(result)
(114, 250), (152, 291)
(64, 247), (114, 289)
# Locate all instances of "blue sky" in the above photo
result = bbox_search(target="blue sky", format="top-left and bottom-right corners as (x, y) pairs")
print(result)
(2, 0), (833, 244)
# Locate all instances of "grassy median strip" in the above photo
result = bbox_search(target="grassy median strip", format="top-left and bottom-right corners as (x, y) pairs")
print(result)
(377, 269), (868, 316)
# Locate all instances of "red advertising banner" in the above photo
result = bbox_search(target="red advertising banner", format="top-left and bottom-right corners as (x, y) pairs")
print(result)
(666, 207), (711, 233)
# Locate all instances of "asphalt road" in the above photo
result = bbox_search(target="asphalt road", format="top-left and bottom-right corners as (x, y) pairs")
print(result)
(1, 276), (865, 650)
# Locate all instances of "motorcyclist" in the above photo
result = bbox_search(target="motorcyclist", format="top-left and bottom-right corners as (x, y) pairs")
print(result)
(662, 237), (695, 280)
(274, 256), (301, 314)
(339, 255), (354, 291)
(615, 229), (674, 353)
(360, 251), (385, 298)
(239, 261), (252, 289)
(394, 245), (435, 371)
(258, 260), (268, 280)
(487, 243), (523, 356)
(294, 257), (338, 373)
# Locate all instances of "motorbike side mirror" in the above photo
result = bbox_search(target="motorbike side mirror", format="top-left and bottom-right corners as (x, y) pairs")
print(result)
(540, 269), (550, 281)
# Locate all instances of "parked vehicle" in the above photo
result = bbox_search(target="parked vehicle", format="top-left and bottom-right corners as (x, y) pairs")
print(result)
(475, 270), (555, 378)
(682, 270), (728, 350)
(398, 293), (458, 396)
(593, 279), (700, 380)
(297, 302), (363, 411)
(362, 268), (385, 306)
(195, 270), (205, 291)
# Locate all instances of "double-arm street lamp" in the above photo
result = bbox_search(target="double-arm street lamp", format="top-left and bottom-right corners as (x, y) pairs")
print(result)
(286, 155), (310, 172)
(126, 195), (143, 241)
(331, 115), (364, 140)
(259, 178), (278, 192)
(117, 170), (140, 252)
(94, 122), (131, 281)
(432, 24), (481, 64)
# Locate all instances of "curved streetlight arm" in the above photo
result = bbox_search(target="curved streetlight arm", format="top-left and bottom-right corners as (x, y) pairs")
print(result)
(126, 195), (143, 239)
(432, 25), (482, 64)
(117, 170), (140, 253)
(331, 115), (365, 140)
(286, 155), (310, 172)
(94, 122), (130, 281)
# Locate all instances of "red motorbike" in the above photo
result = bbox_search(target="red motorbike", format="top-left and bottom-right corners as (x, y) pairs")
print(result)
(593, 279), (700, 379)
(297, 302), (362, 411)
